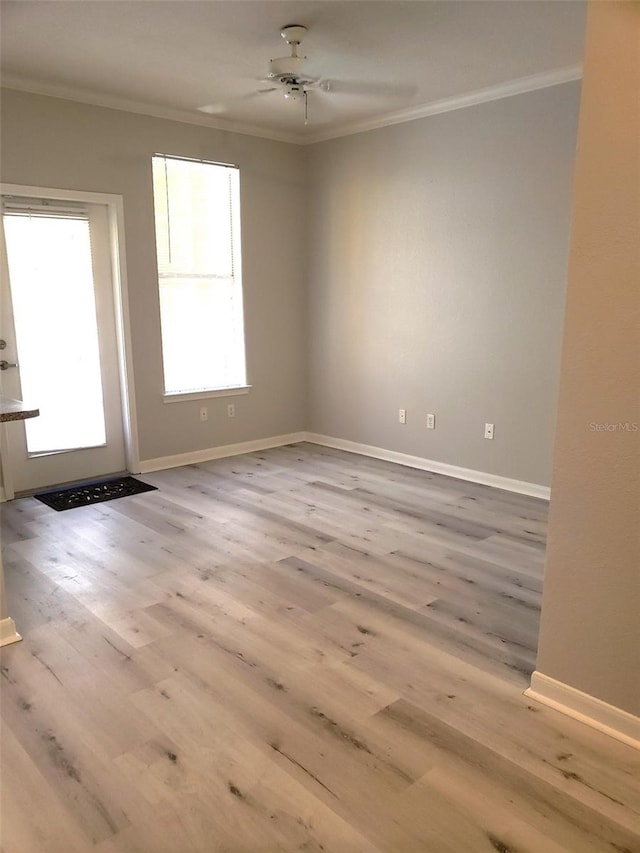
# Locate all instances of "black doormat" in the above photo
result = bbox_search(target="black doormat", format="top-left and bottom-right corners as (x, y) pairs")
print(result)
(35, 476), (157, 512)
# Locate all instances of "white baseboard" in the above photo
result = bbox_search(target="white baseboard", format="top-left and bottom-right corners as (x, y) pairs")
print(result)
(137, 432), (307, 474)
(304, 433), (550, 499)
(0, 616), (22, 647)
(136, 429), (550, 499)
(525, 671), (640, 751)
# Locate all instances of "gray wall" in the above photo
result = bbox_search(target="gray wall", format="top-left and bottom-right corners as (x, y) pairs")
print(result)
(2, 83), (580, 486)
(0, 90), (308, 462)
(307, 83), (580, 486)
(536, 1), (640, 716)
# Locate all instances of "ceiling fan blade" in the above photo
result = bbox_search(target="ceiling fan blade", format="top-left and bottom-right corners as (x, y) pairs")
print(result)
(197, 88), (278, 114)
(319, 79), (418, 98)
(198, 103), (228, 115)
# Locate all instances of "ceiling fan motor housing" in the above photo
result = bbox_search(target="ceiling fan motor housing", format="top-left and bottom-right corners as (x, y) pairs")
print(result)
(268, 55), (307, 80)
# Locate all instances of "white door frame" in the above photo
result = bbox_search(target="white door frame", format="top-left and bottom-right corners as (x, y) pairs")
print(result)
(0, 183), (139, 499)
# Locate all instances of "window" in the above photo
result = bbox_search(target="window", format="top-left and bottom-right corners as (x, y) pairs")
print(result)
(151, 154), (247, 396)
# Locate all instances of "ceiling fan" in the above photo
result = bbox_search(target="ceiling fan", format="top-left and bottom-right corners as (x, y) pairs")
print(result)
(198, 24), (416, 124)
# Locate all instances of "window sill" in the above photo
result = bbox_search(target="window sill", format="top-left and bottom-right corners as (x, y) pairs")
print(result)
(163, 385), (252, 404)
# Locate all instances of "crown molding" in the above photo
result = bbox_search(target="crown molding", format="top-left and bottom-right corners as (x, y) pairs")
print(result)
(302, 64), (583, 145)
(2, 64), (582, 148)
(0, 75), (306, 145)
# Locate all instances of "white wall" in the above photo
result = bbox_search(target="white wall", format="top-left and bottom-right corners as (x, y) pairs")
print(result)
(535, 1), (640, 717)
(0, 90), (309, 463)
(307, 83), (580, 486)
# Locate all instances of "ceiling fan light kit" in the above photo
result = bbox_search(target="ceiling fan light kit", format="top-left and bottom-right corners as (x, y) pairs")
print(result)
(283, 83), (306, 102)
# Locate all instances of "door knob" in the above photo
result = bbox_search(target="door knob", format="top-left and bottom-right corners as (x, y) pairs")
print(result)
(0, 360), (17, 371)
(0, 339), (6, 350)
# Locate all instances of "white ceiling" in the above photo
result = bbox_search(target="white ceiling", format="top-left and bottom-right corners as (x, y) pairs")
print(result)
(1, 1), (586, 144)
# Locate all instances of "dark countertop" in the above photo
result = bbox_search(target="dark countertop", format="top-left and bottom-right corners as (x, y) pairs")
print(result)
(0, 395), (40, 423)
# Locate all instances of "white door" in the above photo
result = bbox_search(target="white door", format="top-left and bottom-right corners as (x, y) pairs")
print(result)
(1, 196), (128, 494)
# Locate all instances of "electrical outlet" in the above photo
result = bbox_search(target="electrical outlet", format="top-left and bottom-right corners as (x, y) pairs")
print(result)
(199, 406), (208, 422)
(427, 413), (436, 430)
(227, 403), (235, 418)
(398, 408), (406, 424)
(484, 423), (494, 440)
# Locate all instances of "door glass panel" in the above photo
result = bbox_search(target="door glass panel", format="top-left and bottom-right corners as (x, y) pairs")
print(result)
(3, 213), (107, 454)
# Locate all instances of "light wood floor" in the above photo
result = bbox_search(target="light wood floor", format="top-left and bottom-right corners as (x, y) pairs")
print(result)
(1, 443), (638, 853)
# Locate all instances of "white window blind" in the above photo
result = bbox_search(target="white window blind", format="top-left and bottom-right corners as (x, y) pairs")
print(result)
(152, 154), (247, 395)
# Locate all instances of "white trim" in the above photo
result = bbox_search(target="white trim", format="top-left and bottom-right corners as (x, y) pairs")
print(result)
(2, 184), (126, 214)
(0, 183), (140, 476)
(163, 386), (252, 404)
(0, 616), (22, 647)
(303, 65), (583, 144)
(136, 430), (550, 499)
(2, 64), (581, 147)
(525, 671), (640, 751)
(108, 194), (140, 474)
(1, 79), (305, 146)
(0, 423), (14, 501)
(304, 433), (550, 499)
(137, 431), (306, 473)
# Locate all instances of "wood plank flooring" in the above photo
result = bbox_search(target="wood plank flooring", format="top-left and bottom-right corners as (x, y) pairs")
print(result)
(1, 443), (638, 852)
